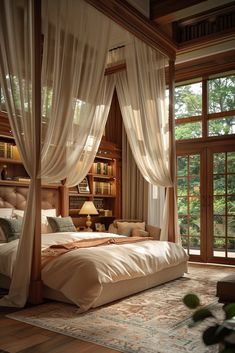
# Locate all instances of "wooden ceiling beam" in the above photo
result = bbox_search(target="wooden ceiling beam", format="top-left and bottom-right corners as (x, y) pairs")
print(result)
(150, 0), (207, 20)
(85, 0), (177, 59)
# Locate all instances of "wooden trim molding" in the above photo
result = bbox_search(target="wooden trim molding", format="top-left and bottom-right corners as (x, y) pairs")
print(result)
(85, 0), (176, 59)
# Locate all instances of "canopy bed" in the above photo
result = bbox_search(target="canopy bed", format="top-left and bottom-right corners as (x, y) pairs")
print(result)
(0, 0), (181, 309)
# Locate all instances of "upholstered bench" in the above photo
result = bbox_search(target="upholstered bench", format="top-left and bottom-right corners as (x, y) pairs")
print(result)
(216, 273), (235, 303)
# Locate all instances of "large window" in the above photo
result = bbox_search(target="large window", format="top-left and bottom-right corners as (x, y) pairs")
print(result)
(175, 72), (235, 141)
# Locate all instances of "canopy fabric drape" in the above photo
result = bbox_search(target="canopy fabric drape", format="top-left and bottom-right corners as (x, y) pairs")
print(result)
(0, 0), (41, 307)
(41, 0), (114, 187)
(0, 0), (113, 307)
(115, 35), (175, 240)
(122, 125), (149, 221)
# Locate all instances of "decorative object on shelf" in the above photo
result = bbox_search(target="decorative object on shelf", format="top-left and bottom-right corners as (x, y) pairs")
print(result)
(95, 223), (106, 232)
(1, 164), (8, 180)
(77, 177), (90, 194)
(79, 201), (99, 231)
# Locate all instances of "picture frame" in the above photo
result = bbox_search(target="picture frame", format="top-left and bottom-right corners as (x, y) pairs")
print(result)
(95, 223), (106, 232)
(77, 177), (90, 194)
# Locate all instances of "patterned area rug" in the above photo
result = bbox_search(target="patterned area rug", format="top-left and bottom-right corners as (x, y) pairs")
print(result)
(7, 265), (231, 353)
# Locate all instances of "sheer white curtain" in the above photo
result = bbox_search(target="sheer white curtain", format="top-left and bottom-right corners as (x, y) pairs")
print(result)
(41, 0), (114, 187)
(122, 125), (149, 221)
(0, 0), (113, 307)
(0, 0), (41, 307)
(115, 35), (174, 240)
(147, 185), (165, 228)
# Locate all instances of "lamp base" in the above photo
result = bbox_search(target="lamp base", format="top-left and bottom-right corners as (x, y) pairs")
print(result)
(85, 215), (93, 232)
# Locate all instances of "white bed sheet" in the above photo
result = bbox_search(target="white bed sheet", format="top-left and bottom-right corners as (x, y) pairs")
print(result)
(0, 232), (188, 312)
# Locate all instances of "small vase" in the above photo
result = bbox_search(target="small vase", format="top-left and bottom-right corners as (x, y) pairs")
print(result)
(1, 165), (8, 180)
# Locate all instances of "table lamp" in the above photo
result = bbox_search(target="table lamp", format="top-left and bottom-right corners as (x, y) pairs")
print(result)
(79, 201), (98, 231)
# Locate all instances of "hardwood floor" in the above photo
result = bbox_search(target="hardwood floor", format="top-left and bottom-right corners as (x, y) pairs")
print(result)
(0, 263), (234, 353)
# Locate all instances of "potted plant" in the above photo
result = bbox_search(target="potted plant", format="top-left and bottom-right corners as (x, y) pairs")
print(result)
(183, 293), (235, 353)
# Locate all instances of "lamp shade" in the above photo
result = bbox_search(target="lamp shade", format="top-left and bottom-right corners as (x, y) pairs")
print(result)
(79, 201), (99, 215)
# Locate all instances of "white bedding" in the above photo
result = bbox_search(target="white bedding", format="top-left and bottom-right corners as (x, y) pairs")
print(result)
(0, 232), (188, 312)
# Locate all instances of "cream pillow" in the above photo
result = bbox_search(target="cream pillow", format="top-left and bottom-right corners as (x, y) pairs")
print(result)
(41, 209), (57, 233)
(13, 209), (24, 218)
(132, 228), (150, 237)
(117, 221), (145, 236)
(0, 208), (13, 218)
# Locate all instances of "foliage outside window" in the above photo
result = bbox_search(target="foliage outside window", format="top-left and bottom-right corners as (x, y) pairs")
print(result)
(175, 72), (235, 141)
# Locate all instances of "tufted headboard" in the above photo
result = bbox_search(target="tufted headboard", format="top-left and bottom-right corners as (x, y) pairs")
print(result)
(0, 183), (61, 214)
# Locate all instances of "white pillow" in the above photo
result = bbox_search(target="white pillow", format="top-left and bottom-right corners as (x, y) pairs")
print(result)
(117, 221), (145, 236)
(41, 209), (57, 233)
(13, 209), (24, 218)
(13, 208), (57, 234)
(0, 208), (13, 218)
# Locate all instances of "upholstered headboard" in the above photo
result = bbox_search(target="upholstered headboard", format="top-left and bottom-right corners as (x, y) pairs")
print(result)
(0, 183), (61, 214)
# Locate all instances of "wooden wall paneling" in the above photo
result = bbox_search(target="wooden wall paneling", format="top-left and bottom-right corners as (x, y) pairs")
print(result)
(85, 0), (176, 59)
(104, 90), (122, 148)
(168, 59), (176, 243)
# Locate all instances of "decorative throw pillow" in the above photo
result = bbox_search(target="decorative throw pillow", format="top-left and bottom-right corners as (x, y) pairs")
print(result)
(0, 218), (22, 242)
(131, 228), (150, 237)
(116, 221), (145, 236)
(0, 208), (13, 218)
(47, 216), (76, 233)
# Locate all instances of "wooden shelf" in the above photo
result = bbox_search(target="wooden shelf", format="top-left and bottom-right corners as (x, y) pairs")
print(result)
(0, 157), (22, 164)
(0, 180), (61, 189)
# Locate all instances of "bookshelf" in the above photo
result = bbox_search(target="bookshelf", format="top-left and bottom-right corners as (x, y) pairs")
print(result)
(0, 141), (29, 183)
(69, 140), (121, 229)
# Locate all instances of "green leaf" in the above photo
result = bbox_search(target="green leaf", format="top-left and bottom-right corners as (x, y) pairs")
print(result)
(192, 308), (214, 323)
(223, 303), (235, 320)
(203, 325), (231, 346)
(183, 294), (200, 309)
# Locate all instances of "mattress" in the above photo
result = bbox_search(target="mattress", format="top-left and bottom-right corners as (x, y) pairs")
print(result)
(0, 232), (188, 312)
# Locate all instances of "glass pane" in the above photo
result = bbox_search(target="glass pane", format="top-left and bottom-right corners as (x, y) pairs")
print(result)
(189, 197), (200, 214)
(190, 236), (200, 249)
(213, 238), (225, 257)
(177, 156), (188, 177)
(189, 216), (200, 236)
(175, 82), (202, 118)
(228, 196), (235, 214)
(214, 215), (225, 237)
(227, 152), (235, 173)
(177, 178), (188, 196)
(175, 122), (202, 140)
(213, 196), (225, 214)
(0, 87), (6, 112)
(213, 175), (225, 195)
(228, 238), (235, 258)
(179, 216), (188, 235)
(208, 74), (235, 113)
(228, 175), (235, 195)
(189, 177), (200, 195)
(189, 155), (200, 175)
(181, 236), (188, 248)
(178, 197), (188, 215)
(228, 216), (235, 237)
(213, 153), (225, 174)
(208, 116), (235, 136)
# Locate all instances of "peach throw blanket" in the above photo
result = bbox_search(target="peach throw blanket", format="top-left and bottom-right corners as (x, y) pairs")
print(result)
(42, 236), (153, 268)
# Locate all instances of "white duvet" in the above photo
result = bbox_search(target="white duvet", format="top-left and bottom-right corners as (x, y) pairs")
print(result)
(0, 232), (188, 312)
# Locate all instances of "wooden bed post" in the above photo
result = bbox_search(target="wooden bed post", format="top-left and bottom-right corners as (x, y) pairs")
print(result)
(60, 179), (69, 217)
(168, 59), (176, 243)
(28, 0), (42, 304)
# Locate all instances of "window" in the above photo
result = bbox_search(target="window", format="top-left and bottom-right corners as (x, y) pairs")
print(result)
(175, 72), (235, 141)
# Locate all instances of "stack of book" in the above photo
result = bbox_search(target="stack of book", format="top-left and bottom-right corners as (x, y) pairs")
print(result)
(93, 181), (112, 195)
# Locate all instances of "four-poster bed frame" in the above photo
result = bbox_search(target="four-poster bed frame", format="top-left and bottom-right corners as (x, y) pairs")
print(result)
(4, 0), (177, 305)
